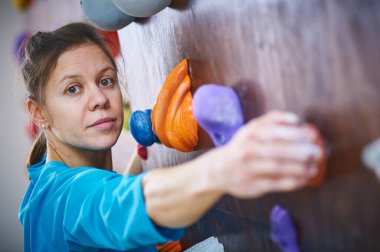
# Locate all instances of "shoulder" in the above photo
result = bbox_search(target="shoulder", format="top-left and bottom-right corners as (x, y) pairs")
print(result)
(41, 161), (123, 186)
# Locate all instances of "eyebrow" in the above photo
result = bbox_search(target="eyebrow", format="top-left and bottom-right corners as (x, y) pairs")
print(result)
(58, 66), (116, 84)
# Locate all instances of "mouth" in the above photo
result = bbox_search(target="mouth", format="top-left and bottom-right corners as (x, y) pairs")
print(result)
(89, 117), (116, 130)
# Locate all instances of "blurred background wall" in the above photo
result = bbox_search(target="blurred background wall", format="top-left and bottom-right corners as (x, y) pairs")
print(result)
(0, 1), (135, 251)
(0, 1), (30, 251)
(0, 0), (210, 250)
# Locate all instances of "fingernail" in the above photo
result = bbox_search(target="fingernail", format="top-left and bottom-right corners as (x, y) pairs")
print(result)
(311, 145), (322, 157)
(302, 145), (319, 157)
(285, 112), (299, 124)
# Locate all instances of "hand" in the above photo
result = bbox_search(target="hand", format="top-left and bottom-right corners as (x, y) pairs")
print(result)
(209, 110), (323, 199)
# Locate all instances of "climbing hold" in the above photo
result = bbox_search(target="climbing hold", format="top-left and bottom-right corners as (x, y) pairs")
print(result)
(12, 0), (33, 11)
(184, 236), (224, 252)
(270, 204), (300, 252)
(137, 145), (148, 160)
(122, 103), (132, 131)
(96, 30), (121, 58)
(156, 240), (181, 252)
(151, 59), (198, 152)
(129, 109), (158, 146)
(306, 124), (327, 187)
(113, 0), (172, 18)
(193, 84), (244, 147)
(25, 120), (39, 140)
(13, 31), (29, 65)
(81, 0), (135, 31)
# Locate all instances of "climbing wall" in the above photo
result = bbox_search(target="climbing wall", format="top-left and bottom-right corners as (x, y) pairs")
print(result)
(117, 0), (380, 251)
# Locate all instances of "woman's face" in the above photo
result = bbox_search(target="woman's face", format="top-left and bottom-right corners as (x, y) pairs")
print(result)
(43, 43), (123, 151)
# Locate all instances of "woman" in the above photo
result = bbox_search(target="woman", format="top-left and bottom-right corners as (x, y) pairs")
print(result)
(19, 22), (322, 251)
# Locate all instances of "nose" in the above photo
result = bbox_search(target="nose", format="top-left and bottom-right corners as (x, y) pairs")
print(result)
(88, 86), (110, 111)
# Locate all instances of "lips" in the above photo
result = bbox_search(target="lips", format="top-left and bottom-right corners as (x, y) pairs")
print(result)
(89, 117), (116, 130)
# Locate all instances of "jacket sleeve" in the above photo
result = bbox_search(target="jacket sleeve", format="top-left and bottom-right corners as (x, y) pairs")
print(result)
(37, 166), (184, 251)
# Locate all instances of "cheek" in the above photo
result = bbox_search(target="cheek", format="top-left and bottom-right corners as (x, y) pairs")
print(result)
(111, 92), (124, 133)
(46, 102), (84, 134)
(112, 89), (124, 115)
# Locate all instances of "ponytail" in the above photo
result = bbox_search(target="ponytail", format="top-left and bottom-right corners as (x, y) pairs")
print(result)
(27, 133), (46, 167)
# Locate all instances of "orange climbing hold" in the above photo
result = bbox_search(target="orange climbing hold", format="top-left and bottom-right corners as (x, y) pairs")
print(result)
(151, 59), (198, 152)
(156, 241), (182, 252)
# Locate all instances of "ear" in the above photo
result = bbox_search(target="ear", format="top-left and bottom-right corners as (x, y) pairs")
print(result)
(27, 99), (48, 129)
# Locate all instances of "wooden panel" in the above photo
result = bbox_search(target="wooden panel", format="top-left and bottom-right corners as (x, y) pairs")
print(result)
(117, 0), (380, 251)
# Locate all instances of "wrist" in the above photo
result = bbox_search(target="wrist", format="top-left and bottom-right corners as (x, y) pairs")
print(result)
(191, 148), (227, 198)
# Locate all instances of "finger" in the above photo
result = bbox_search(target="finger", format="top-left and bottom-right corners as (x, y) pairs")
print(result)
(272, 176), (309, 192)
(248, 110), (300, 127)
(250, 176), (308, 196)
(247, 158), (314, 177)
(249, 124), (317, 143)
(248, 141), (323, 163)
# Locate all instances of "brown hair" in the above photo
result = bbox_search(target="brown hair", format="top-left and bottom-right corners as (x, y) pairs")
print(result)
(21, 22), (117, 166)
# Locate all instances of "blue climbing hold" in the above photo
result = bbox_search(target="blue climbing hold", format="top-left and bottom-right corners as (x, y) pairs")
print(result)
(129, 109), (158, 146)
(81, 0), (135, 31)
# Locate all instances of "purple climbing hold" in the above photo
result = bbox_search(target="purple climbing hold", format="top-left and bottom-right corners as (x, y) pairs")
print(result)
(193, 84), (244, 147)
(13, 31), (29, 65)
(270, 204), (301, 252)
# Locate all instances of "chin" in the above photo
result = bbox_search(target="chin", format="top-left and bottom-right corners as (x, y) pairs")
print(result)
(84, 125), (122, 150)
(83, 132), (120, 150)
(93, 137), (119, 150)
(85, 143), (115, 151)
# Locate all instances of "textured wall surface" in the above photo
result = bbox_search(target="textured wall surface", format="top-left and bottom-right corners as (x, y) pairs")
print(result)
(118, 0), (380, 251)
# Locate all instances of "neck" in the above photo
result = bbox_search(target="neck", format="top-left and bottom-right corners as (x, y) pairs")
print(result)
(45, 139), (113, 171)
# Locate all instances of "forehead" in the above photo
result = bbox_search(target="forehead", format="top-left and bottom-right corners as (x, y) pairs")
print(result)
(55, 43), (113, 72)
(44, 43), (115, 97)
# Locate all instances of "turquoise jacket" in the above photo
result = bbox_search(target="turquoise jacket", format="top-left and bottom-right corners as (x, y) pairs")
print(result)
(19, 157), (184, 251)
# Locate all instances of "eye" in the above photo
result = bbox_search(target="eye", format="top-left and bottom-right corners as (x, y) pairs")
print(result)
(99, 78), (113, 87)
(67, 85), (81, 95)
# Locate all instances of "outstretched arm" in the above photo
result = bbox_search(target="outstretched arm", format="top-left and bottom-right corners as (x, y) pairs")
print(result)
(142, 111), (322, 228)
